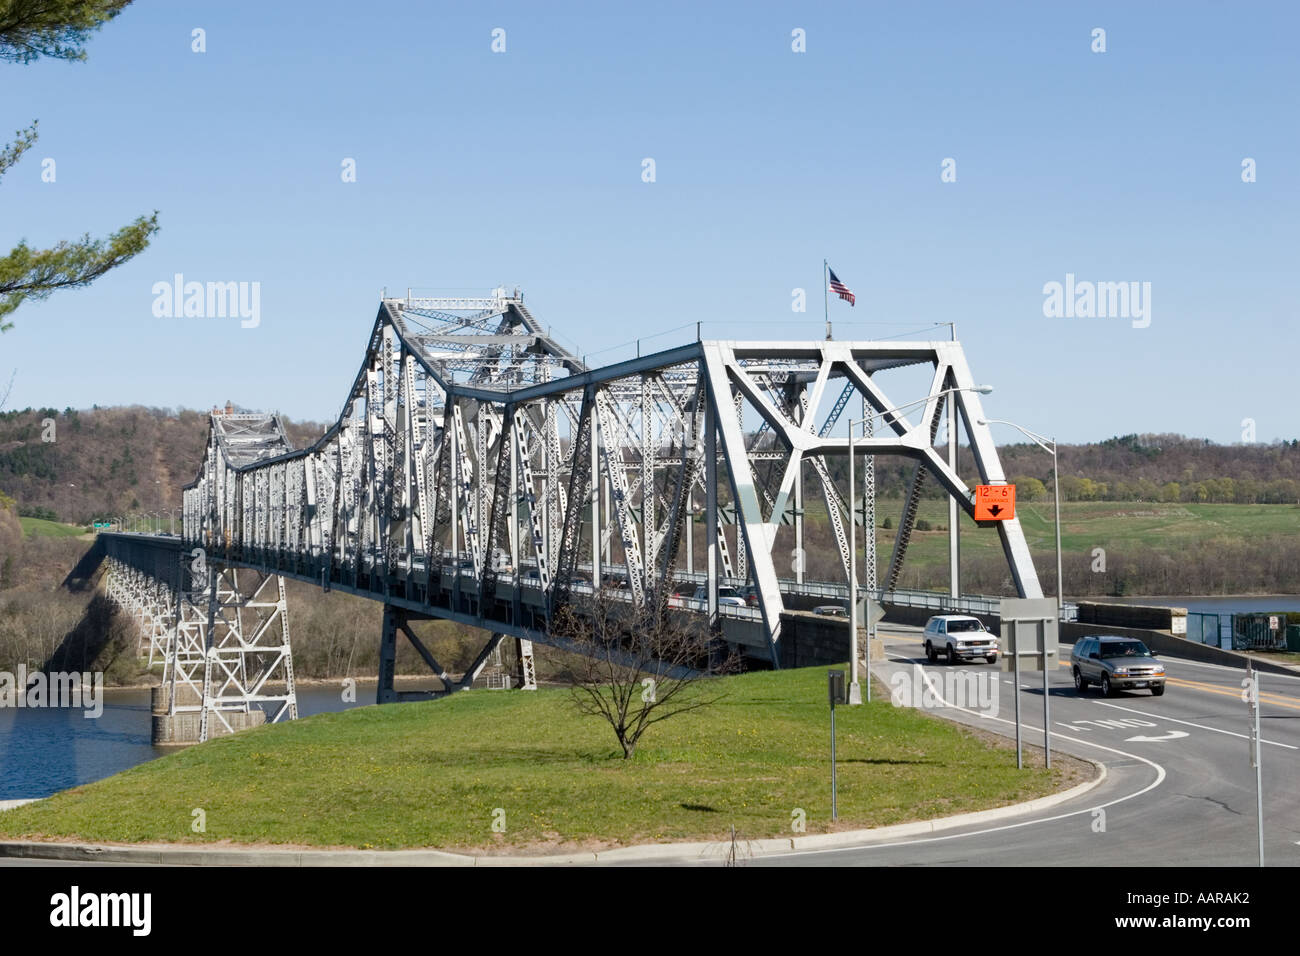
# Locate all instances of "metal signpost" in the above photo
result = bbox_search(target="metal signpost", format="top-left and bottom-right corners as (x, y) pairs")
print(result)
(856, 593), (887, 703)
(828, 669), (845, 820)
(999, 597), (1059, 769)
(848, 422), (861, 705)
(1246, 660), (1263, 866)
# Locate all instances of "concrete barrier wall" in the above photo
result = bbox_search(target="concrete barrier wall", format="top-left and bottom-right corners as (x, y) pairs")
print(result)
(879, 603), (999, 630)
(778, 611), (851, 668)
(1076, 601), (1188, 630)
(782, 592), (845, 614)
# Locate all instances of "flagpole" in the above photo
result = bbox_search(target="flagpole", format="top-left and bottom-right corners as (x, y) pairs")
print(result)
(824, 259), (830, 340)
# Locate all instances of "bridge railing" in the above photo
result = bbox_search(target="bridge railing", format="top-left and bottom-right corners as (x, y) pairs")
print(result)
(128, 530), (1079, 623)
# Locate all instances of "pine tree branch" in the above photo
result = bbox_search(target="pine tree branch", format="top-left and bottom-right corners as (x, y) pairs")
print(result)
(0, 0), (132, 64)
(0, 120), (37, 180)
(0, 212), (159, 329)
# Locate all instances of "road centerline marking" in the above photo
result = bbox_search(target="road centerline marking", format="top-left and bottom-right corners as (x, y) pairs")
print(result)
(1164, 676), (1300, 710)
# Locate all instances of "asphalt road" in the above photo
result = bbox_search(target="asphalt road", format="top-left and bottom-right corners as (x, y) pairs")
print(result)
(750, 626), (1300, 866)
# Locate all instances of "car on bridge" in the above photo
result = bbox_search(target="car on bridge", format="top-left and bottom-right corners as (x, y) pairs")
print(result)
(813, 604), (848, 618)
(1071, 635), (1166, 697)
(694, 585), (746, 607)
(923, 614), (999, 665)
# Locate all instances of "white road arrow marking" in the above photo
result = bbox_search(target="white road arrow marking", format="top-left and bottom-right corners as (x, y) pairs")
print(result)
(1125, 731), (1189, 743)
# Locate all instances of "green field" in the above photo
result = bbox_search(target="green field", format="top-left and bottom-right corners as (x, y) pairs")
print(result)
(0, 666), (1083, 851)
(19, 516), (89, 538)
(800, 499), (1300, 578)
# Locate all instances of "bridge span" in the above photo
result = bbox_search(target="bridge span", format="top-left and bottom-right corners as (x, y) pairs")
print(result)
(97, 290), (1051, 741)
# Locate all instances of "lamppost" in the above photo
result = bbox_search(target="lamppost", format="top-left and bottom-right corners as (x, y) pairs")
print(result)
(845, 383), (993, 705)
(978, 418), (1062, 612)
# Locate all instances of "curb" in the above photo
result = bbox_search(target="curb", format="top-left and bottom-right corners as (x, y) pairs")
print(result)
(0, 759), (1106, 866)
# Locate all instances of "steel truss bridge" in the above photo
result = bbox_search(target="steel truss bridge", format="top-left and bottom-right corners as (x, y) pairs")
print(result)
(99, 289), (1045, 741)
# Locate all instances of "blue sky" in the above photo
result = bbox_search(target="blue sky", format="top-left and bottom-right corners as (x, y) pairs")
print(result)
(1, 0), (1296, 442)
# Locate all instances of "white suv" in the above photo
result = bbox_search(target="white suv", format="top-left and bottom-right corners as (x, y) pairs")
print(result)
(693, 586), (746, 607)
(923, 615), (999, 665)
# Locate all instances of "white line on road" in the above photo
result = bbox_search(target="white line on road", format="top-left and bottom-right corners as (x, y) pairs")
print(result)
(1093, 700), (1299, 750)
(771, 661), (1169, 860)
(764, 729), (1167, 861)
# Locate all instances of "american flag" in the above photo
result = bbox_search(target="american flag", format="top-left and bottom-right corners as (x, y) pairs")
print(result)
(828, 267), (855, 306)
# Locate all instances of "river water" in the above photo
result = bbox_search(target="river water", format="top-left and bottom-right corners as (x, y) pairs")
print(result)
(0, 680), (421, 801)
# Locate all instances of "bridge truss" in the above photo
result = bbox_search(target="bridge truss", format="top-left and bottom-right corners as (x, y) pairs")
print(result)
(172, 291), (1042, 679)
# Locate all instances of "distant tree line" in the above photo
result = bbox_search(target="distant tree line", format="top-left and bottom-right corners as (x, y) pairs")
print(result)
(0, 405), (327, 523)
(814, 432), (1300, 505)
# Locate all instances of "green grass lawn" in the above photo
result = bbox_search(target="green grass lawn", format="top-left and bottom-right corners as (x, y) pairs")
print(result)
(19, 516), (89, 538)
(0, 666), (1082, 851)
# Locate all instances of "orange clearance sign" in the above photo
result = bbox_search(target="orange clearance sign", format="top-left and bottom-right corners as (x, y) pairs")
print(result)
(974, 483), (1016, 521)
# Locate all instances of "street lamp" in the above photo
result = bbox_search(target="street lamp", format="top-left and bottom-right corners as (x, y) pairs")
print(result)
(978, 418), (1063, 612)
(845, 383), (994, 705)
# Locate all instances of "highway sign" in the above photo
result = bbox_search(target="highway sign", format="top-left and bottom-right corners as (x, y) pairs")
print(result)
(999, 596), (1059, 770)
(998, 597), (1059, 671)
(856, 593), (887, 629)
(974, 483), (1015, 521)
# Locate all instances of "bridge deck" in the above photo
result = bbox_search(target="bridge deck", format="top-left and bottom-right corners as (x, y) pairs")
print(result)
(96, 532), (1076, 664)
